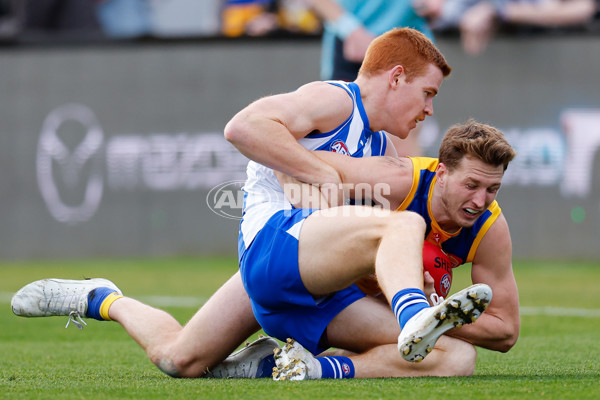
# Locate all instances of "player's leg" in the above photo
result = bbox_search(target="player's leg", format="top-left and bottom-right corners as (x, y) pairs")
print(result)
(298, 206), (491, 363)
(323, 296), (397, 352)
(273, 297), (476, 380)
(12, 271), (263, 378)
(326, 297), (476, 377)
(297, 206), (426, 298)
(271, 293), (397, 380)
(351, 336), (476, 378)
(274, 335), (475, 380)
(243, 205), (426, 360)
(298, 206), (433, 350)
(108, 270), (261, 377)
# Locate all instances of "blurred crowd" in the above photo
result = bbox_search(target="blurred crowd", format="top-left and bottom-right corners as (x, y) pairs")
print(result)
(0, 0), (598, 55)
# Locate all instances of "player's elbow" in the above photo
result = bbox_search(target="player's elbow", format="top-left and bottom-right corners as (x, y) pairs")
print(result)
(223, 118), (244, 146)
(151, 351), (208, 378)
(493, 324), (520, 353)
(499, 331), (519, 353)
(224, 110), (258, 148)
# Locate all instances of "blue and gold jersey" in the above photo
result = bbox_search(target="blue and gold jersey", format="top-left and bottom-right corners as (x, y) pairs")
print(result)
(398, 157), (502, 267)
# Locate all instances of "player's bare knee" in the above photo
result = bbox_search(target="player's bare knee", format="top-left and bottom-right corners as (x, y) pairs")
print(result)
(155, 357), (182, 378)
(147, 347), (179, 378)
(150, 346), (202, 378)
(167, 351), (211, 378)
(387, 211), (426, 236)
(401, 211), (426, 230)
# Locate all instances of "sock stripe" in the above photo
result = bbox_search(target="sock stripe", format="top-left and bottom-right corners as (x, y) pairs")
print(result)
(393, 293), (428, 318)
(318, 356), (355, 379)
(395, 298), (428, 320)
(391, 288), (430, 329)
(87, 287), (120, 321)
(99, 293), (123, 321)
(323, 357), (337, 379)
(332, 358), (342, 379)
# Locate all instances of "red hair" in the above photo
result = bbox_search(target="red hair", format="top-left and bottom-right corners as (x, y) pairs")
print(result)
(359, 28), (451, 81)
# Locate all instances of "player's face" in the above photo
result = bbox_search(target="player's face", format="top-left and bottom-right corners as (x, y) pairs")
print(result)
(437, 156), (504, 229)
(387, 63), (443, 139)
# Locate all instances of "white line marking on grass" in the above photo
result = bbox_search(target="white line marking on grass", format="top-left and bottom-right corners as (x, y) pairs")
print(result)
(137, 295), (208, 308)
(1, 291), (14, 303)
(520, 306), (600, 318)
(1, 291), (599, 317)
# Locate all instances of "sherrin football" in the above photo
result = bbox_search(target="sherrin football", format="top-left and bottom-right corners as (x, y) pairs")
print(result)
(422, 240), (453, 297)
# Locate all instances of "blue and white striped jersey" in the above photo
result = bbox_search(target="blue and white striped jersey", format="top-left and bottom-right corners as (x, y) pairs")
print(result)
(238, 81), (389, 257)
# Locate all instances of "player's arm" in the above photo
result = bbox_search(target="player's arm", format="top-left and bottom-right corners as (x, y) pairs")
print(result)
(445, 214), (520, 352)
(224, 81), (353, 185)
(276, 152), (414, 210)
(316, 152), (413, 210)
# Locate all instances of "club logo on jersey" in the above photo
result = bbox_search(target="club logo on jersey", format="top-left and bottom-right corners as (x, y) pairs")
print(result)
(440, 274), (452, 296)
(330, 140), (350, 155)
(342, 363), (351, 377)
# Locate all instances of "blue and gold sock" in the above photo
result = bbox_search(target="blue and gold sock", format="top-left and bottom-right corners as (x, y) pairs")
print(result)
(316, 356), (354, 379)
(391, 288), (430, 329)
(86, 287), (123, 321)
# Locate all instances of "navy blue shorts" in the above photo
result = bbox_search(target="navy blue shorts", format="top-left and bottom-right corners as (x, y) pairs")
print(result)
(239, 209), (366, 355)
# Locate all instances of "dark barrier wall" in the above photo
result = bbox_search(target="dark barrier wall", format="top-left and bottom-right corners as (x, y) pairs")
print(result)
(1, 36), (599, 260)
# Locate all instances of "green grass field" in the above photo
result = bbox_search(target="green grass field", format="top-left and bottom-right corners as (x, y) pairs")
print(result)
(1, 257), (599, 399)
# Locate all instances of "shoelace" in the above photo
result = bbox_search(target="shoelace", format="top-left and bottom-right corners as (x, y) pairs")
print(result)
(65, 311), (87, 330)
(430, 293), (444, 306)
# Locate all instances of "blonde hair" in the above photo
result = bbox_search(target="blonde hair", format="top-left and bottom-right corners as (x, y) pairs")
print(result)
(439, 120), (516, 171)
(359, 28), (451, 81)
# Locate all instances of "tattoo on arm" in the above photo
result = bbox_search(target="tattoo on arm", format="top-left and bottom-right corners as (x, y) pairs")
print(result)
(381, 156), (409, 169)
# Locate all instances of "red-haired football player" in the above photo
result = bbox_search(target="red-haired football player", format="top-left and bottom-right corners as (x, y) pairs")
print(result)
(12, 30), (517, 381)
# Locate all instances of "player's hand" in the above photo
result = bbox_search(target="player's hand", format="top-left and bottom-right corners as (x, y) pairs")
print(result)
(423, 270), (437, 304)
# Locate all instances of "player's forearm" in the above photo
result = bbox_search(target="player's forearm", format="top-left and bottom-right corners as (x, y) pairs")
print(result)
(446, 311), (520, 352)
(313, 151), (392, 187)
(313, 152), (411, 209)
(225, 116), (341, 185)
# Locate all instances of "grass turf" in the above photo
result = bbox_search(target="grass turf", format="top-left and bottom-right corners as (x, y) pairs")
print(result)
(1, 257), (599, 399)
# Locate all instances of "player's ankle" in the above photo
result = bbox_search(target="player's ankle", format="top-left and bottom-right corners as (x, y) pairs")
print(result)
(86, 287), (123, 321)
(391, 288), (429, 329)
(316, 356), (354, 379)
